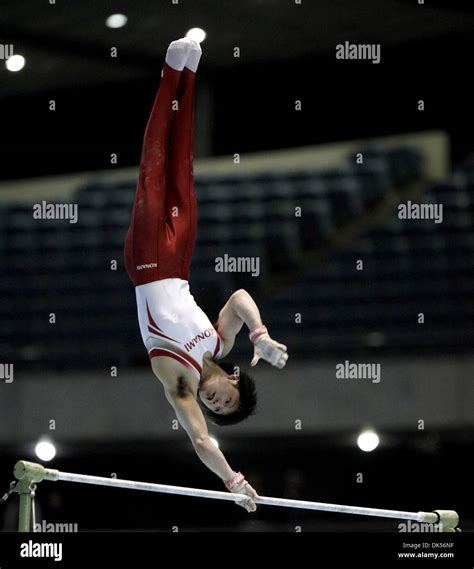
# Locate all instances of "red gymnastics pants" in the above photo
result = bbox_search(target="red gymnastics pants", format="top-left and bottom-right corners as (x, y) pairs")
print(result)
(124, 64), (197, 287)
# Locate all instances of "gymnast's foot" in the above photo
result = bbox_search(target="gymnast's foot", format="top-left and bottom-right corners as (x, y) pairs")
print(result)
(165, 38), (193, 71)
(185, 39), (202, 73)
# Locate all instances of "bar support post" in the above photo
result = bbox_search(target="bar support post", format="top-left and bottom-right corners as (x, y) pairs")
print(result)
(13, 461), (59, 533)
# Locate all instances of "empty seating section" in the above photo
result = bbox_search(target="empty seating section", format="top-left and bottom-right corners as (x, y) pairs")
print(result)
(261, 171), (473, 357)
(1, 144), (471, 369)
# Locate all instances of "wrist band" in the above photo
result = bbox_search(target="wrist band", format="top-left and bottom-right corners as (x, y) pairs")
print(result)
(225, 471), (245, 491)
(249, 325), (268, 343)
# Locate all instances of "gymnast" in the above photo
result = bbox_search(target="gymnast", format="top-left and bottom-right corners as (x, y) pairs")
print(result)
(124, 38), (288, 513)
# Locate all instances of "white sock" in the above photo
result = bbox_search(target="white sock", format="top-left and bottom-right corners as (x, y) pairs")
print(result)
(185, 39), (202, 73)
(165, 38), (192, 71)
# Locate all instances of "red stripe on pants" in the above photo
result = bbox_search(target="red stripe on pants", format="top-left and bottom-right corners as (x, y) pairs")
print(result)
(124, 64), (198, 286)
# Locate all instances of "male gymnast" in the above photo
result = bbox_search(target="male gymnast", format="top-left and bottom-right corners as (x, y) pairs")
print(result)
(124, 39), (288, 513)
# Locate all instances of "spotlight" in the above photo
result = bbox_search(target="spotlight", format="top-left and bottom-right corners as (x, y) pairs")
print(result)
(209, 436), (219, 449)
(34, 440), (56, 462)
(5, 54), (25, 72)
(357, 430), (379, 452)
(186, 28), (206, 43)
(106, 14), (128, 29)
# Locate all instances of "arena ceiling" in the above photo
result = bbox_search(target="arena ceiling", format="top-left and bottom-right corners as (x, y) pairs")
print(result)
(0, 0), (473, 99)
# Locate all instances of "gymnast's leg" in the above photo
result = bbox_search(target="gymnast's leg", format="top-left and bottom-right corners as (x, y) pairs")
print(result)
(124, 39), (193, 286)
(165, 40), (202, 280)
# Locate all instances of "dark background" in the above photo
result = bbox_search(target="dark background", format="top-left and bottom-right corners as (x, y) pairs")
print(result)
(1, 0), (473, 178)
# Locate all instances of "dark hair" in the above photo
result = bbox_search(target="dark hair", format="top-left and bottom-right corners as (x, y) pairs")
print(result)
(199, 362), (257, 426)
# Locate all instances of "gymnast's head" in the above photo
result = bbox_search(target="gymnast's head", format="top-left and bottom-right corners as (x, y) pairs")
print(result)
(198, 361), (257, 426)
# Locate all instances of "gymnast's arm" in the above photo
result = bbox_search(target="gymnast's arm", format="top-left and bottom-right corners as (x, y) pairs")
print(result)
(163, 387), (257, 512)
(164, 387), (234, 479)
(216, 289), (259, 354)
(216, 289), (288, 368)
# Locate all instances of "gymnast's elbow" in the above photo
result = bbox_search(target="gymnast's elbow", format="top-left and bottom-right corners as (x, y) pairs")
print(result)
(230, 288), (249, 302)
(192, 435), (211, 453)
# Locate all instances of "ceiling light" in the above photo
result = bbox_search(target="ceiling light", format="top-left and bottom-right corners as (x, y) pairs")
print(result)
(209, 436), (219, 449)
(106, 14), (128, 29)
(357, 430), (379, 452)
(34, 440), (56, 462)
(5, 54), (25, 72)
(186, 28), (206, 43)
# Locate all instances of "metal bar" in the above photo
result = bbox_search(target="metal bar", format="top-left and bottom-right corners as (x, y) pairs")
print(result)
(13, 461), (459, 530)
(57, 470), (425, 522)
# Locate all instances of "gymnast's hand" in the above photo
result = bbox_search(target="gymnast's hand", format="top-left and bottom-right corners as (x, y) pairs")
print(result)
(250, 331), (288, 369)
(225, 472), (258, 513)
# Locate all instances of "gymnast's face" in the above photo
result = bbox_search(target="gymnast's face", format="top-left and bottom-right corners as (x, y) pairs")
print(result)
(199, 374), (240, 416)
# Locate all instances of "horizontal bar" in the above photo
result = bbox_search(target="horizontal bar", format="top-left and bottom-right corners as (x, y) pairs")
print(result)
(58, 470), (425, 522)
(14, 462), (458, 529)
